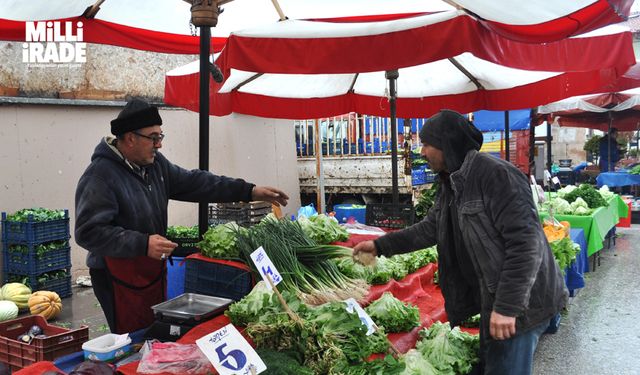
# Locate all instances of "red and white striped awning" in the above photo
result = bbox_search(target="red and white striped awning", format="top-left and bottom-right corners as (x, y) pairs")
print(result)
(164, 19), (636, 119)
(0, 0), (633, 54)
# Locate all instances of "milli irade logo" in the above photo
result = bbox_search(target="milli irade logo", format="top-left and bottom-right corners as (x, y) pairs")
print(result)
(23, 21), (86, 68)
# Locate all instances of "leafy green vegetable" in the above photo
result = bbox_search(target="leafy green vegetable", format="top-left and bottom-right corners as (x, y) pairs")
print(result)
(337, 355), (406, 375)
(166, 225), (199, 239)
(244, 297), (389, 374)
(598, 185), (615, 200)
(550, 237), (581, 272)
(460, 314), (480, 328)
(394, 247), (438, 274)
(6, 208), (65, 222)
(197, 222), (245, 259)
(235, 217), (368, 305)
(416, 321), (480, 375)
(255, 348), (314, 375)
(401, 349), (439, 375)
(298, 214), (349, 244)
(365, 292), (420, 332)
(630, 165), (640, 175)
(415, 182), (439, 221)
(563, 184), (607, 209)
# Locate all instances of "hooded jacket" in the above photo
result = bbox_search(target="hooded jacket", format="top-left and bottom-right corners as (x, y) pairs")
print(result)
(75, 138), (254, 268)
(375, 149), (568, 335)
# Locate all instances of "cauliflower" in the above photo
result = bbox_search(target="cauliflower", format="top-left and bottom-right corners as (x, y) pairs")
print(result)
(558, 185), (577, 199)
(570, 197), (589, 212)
(599, 185), (615, 201)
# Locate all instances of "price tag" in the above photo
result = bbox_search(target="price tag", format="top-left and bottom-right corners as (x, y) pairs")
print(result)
(196, 324), (266, 375)
(552, 176), (561, 185)
(250, 246), (282, 290)
(344, 298), (376, 335)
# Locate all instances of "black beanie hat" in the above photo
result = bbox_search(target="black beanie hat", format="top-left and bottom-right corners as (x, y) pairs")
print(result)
(419, 110), (483, 172)
(110, 99), (163, 136)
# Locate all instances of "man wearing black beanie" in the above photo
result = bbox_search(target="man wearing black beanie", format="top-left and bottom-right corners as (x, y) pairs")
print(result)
(75, 99), (289, 334)
(354, 110), (567, 375)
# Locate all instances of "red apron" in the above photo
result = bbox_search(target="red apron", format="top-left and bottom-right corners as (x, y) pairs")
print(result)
(104, 256), (165, 334)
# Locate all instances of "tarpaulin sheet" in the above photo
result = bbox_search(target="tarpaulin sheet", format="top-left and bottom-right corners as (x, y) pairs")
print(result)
(596, 171), (640, 188)
(565, 228), (588, 296)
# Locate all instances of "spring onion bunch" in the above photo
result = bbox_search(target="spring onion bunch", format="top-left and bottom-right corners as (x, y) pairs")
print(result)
(235, 217), (369, 305)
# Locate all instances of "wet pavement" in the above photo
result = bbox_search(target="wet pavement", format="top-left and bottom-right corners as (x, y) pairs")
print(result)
(533, 226), (640, 375)
(49, 283), (109, 340)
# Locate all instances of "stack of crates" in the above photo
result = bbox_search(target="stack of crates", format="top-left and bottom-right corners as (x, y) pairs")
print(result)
(1, 209), (72, 298)
(208, 201), (272, 227)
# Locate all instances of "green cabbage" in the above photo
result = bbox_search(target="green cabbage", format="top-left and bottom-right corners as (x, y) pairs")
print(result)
(197, 222), (245, 258)
(298, 214), (349, 244)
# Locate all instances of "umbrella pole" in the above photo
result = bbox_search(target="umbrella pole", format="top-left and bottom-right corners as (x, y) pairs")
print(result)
(198, 26), (211, 238)
(607, 112), (613, 172)
(546, 121), (552, 175)
(314, 119), (325, 214)
(386, 70), (399, 206)
(504, 111), (510, 162)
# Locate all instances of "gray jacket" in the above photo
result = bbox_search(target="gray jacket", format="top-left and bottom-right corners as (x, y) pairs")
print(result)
(375, 150), (568, 334)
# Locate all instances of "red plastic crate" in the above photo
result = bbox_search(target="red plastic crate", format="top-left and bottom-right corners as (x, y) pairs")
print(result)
(0, 315), (88, 371)
(616, 201), (632, 228)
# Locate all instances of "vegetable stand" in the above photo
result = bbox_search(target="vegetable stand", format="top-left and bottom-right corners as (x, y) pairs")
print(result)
(539, 195), (628, 257)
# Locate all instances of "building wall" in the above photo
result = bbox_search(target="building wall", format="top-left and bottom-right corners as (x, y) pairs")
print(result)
(552, 125), (589, 165)
(0, 104), (300, 279)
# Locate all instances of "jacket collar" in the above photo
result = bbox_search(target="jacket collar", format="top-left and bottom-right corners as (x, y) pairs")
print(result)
(449, 149), (479, 195)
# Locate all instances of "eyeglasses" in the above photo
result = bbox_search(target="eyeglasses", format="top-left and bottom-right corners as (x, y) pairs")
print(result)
(133, 131), (165, 144)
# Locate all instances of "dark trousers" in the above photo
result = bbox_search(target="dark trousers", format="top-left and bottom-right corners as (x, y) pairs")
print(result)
(90, 268), (117, 333)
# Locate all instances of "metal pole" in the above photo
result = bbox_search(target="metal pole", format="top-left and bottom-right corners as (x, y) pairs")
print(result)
(504, 111), (510, 162)
(198, 26), (211, 238)
(314, 119), (325, 214)
(528, 109), (536, 176)
(386, 70), (399, 206)
(607, 112), (613, 172)
(546, 120), (552, 174)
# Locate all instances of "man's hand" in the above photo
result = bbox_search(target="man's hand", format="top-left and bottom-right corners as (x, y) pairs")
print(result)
(252, 186), (289, 206)
(147, 234), (178, 261)
(489, 310), (516, 340)
(352, 240), (377, 265)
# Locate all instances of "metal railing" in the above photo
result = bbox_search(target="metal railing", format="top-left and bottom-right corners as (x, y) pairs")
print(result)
(294, 114), (429, 158)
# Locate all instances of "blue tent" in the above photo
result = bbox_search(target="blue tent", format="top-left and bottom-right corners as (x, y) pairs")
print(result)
(472, 109), (531, 132)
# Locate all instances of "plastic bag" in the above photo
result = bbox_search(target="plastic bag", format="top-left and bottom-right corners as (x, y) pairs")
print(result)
(297, 204), (318, 218)
(137, 341), (213, 374)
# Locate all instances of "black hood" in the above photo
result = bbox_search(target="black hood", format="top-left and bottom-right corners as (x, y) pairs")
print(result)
(419, 110), (483, 172)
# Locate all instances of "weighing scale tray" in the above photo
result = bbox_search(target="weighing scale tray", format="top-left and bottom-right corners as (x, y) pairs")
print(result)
(151, 293), (233, 321)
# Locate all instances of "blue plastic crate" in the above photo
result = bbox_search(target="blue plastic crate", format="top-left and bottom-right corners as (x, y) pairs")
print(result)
(1, 210), (70, 244)
(184, 258), (254, 301)
(3, 245), (71, 275)
(35, 275), (72, 298)
(333, 204), (366, 224)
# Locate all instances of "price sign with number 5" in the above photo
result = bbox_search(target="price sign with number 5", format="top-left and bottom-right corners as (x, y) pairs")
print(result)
(196, 324), (266, 375)
(250, 246), (283, 290)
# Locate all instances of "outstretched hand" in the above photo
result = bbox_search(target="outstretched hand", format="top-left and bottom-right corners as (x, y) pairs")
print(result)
(252, 186), (289, 206)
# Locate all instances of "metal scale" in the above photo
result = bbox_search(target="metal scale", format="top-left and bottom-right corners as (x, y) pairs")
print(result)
(143, 293), (233, 342)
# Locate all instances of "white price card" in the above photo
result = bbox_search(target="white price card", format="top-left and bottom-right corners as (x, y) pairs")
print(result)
(552, 176), (561, 185)
(250, 246), (282, 290)
(196, 324), (266, 375)
(344, 298), (376, 335)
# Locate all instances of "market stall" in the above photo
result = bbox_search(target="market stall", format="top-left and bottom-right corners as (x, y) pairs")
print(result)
(539, 194), (628, 257)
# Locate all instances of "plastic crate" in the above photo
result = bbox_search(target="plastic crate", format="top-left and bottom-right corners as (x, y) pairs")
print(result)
(5, 274), (73, 299)
(0, 315), (88, 371)
(366, 204), (415, 229)
(1, 210), (70, 244)
(3, 245), (71, 275)
(35, 276), (73, 298)
(184, 255), (254, 301)
(333, 204), (366, 224)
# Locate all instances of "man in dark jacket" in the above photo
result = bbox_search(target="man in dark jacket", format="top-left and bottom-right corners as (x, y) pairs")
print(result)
(354, 110), (567, 374)
(75, 99), (289, 333)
